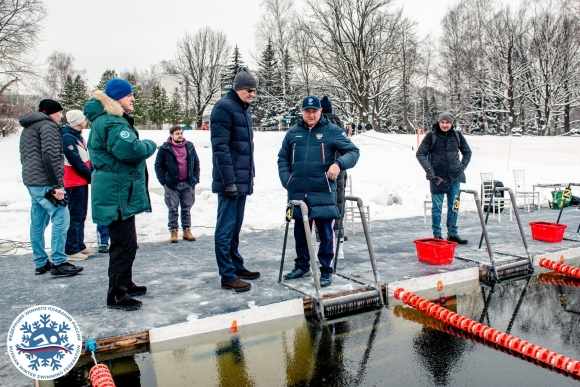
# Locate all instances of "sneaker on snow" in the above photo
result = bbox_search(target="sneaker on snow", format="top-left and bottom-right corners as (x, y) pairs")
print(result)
(320, 272), (333, 287)
(50, 262), (83, 277)
(67, 252), (88, 261)
(284, 267), (312, 280)
(35, 260), (52, 275)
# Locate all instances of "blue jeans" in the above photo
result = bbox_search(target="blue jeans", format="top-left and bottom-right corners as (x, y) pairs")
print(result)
(27, 186), (70, 267)
(97, 224), (110, 246)
(431, 180), (460, 238)
(214, 194), (247, 283)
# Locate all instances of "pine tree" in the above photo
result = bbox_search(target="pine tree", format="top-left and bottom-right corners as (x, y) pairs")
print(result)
(182, 107), (198, 129)
(222, 45), (245, 91)
(167, 92), (184, 126)
(71, 75), (88, 111)
(125, 74), (147, 126)
(96, 69), (118, 91)
(149, 86), (169, 129)
(254, 40), (282, 128)
(58, 75), (75, 115)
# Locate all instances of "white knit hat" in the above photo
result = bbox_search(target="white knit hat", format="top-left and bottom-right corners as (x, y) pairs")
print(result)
(66, 110), (86, 127)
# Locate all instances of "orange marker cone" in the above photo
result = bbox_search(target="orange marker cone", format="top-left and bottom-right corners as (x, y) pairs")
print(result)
(229, 320), (238, 333)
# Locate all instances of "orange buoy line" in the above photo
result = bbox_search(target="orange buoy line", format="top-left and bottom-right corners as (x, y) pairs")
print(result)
(538, 272), (580, 288)
(394, 287), (580, 376)
(393, 305), (580, 381)
(89, 364), (116, 387)
(539, 258), (580, 279)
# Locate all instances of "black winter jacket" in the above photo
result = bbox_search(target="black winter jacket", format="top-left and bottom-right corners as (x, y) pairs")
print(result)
(210, 90), (254, 195)
(416, 123), (472, 193)
(19, 112), (64, 188)
(154, 140), (200, 190)
(278, 115), (360, 220)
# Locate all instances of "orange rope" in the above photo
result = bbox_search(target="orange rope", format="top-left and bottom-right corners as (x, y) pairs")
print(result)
(394, 287), (580, 375)
(539, 258), (580, 279)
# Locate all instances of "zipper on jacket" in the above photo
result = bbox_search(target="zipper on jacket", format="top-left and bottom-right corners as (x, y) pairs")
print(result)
(325, 173), (332, 192)
(286, 173), (293, 188)
(321, 143), (325, 164)
(305, 129), (312, 197)
(124, 182), (134, 209)
(292, 143), (296, 164)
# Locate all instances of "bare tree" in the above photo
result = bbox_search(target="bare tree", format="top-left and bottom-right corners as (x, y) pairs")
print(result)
(299, 0), (407, 126)
(38, 51), (85, 98)
(170, 27), (230, 127)
(0, 0), (45, 94)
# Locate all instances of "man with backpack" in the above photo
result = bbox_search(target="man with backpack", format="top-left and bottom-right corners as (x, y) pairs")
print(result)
(416, 112), (472, 244)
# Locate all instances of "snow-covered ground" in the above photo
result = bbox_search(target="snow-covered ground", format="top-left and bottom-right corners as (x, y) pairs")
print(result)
(1, 129), (579, 253)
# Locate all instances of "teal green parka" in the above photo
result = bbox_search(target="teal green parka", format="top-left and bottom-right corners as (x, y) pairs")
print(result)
(84, 90), (157, 226)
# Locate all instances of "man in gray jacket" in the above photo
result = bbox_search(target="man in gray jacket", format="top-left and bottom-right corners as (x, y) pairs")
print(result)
(19, 99), (83, 277)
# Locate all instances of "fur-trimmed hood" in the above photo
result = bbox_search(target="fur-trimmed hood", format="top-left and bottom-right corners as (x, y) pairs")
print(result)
(83, 90), (124, 121)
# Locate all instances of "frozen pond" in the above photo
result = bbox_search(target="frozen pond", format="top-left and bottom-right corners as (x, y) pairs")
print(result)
(49, 273), (580, 386)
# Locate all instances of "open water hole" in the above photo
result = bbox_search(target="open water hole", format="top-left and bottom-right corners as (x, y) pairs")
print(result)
(51, 273), (580, 386)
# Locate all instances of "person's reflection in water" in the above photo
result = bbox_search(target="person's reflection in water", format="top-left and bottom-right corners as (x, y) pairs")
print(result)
(413, 326), (468, 385)
(308, 320), (351, 386)
(215, 337), (254, 387)
(282, 320), (315, 383)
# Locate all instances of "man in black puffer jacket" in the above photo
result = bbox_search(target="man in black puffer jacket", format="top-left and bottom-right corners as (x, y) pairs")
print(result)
(210, 67), (260, 293)
(155, 125), (200, 243)
(19, 99), (83, 277)
(416, 112), (472, 244)
(278, 96), (360, 287)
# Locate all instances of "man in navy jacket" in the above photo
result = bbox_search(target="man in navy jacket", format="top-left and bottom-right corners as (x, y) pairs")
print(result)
(210, 67), (260, 292)
(278, 96), (360, 287)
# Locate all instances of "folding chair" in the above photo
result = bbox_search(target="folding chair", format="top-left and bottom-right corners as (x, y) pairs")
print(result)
(513, 170), (540, 212)
(344, 175), (371, 234)
(480, 172), (512, 222)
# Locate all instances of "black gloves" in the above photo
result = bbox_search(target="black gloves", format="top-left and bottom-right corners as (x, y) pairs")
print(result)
(224, 183), (238, 199)
(426, 169), (435, 181)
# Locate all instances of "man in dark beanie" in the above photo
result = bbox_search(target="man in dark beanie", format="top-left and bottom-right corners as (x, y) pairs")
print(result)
(416, 111), (472, 244)
(210, 66), (260, 292)
(84, 78), (157, 311)
(19, 99), (84, 277)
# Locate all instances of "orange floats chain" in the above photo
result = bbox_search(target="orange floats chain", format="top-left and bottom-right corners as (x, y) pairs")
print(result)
(539, 258), (580, 279)
(89, 364), (115, 387)
(393, 287), (580, 376)
(538, 272), (580, 288)
(393, 305), (580, 381)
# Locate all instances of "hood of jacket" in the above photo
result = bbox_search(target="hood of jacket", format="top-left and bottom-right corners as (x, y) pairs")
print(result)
(296, 114), (330, 130)
(61, 125), (83, 139)
(19, 111), (57, 128)
(84, 90), (124, 122)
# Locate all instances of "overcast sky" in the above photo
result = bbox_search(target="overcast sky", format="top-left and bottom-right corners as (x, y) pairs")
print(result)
(35, 0), (521, 88)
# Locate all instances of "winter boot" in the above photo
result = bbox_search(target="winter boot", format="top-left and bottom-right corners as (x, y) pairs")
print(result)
(183, 227), (196, 241)
(170, 229), (178, 243)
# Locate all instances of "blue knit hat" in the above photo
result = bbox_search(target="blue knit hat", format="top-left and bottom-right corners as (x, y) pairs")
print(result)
(104, 78), (133, 100)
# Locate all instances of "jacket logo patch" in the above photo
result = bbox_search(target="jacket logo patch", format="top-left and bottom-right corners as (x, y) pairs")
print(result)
(68, 145), (74, 150)
(120, 131), (130, 139)
(316, 133), (323, 140)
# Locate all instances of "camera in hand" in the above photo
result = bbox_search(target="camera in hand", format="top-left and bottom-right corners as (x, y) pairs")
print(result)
(44, 189), (69, 207)
(432, 176), (444, 186)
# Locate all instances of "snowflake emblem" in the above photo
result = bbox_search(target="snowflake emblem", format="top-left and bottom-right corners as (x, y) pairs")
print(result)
(7, 306), (82, 380)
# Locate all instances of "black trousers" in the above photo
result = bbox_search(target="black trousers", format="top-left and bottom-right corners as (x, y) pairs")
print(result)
(107, 215), (137, 301)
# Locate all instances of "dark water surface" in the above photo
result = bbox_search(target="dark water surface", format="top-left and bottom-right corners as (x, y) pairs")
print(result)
(54, 274), (580, 386)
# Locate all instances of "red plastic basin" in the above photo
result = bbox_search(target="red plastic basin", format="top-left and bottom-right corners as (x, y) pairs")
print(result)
(529, 221), (567, 243)
(414, 238), (458, 265)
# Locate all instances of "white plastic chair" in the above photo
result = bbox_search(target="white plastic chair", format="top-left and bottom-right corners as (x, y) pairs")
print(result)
(344, 175), (371, 234)
(480, 172), (512, 222)
(513, 170), (540, 212)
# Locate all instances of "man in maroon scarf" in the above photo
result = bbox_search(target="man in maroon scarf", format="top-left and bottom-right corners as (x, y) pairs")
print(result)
(154, 126), (200, 242)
